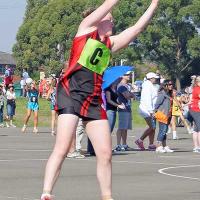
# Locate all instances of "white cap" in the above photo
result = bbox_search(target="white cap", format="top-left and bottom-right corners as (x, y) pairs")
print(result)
(146, 72), (159, 79)
(124, 71), (132, 75)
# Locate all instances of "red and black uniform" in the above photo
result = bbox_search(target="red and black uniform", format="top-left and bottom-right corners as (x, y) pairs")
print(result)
(56, 30), (111, 120)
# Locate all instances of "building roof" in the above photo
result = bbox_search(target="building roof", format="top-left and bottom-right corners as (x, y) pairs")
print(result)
(0, 51), (16, 65)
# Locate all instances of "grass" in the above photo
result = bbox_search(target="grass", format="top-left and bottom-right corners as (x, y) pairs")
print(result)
(8, 98), (146, 127)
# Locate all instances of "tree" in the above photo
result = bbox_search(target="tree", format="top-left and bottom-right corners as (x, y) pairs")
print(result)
(13, 0), (200, 85)
(13, 0), (93, 76)
(137, 0), (200, 89)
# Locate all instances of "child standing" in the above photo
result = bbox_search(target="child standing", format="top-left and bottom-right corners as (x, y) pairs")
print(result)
(22, 81), (39, 133)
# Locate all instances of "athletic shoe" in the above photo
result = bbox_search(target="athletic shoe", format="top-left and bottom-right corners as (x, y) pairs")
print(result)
(67, 150), (85, 159)
(135, 139), (145, 150)
(6, 123), (10, 128)
(156, 146), (166, 153)
(172, 136), (179, 140)
(193, 147), (200, 153)
(164, 146), (174, 153)
(10, 123), (16, 128)
(0, 123), (4, 128)
(148, 144), (156, 151)
(113, 145), (122, 152)
(21, 125), (27, 133)
(187, 127), (193, 134)
(41, 193), (53, 200)
(122, 144), (132, 151)
(33, 128), (38, 134)
(51, 130), (56, 136)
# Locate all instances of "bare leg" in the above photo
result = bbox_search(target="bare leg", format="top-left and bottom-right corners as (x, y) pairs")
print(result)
(197, 132), (200, 147)
(85, 119), (112, 198)
(140, 117), (155, 145)
(171, 116), (176, 132)
(51, 110), (56, 133)
(42, 114), (79, 194)
(121, 129), (127, 145)
(116, 129), (122, 145)
(33, 110), (38, 128)
(193, 132), (199, 149)
(24, 109), (32, 125)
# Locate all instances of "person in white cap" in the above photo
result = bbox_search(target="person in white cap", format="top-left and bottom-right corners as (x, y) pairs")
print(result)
(135, 72), (159, 150)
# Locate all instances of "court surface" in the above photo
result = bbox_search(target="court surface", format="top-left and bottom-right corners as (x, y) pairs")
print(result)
(0, 127), (199, 200)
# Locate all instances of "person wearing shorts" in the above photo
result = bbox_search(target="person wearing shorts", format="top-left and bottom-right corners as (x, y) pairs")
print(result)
(114, 71), (134, 151)
(21, 82), (39, 134)
(189, 76), (200, 153)
(136, 72), (159, 150)
(40, 1), (160, 200)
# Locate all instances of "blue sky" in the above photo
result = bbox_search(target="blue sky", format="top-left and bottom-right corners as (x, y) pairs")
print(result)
(0, 0), (26, 53)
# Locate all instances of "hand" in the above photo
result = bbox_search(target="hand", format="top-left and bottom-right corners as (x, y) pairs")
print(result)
(150, 112), (155, 118)
(152, 0), (159, 4)
(118, 103), (125, 109)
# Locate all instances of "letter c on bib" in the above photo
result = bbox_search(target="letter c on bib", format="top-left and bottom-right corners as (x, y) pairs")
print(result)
(90, 48), (103, 65)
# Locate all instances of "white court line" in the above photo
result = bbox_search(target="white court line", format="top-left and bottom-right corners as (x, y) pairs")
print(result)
(158, 165), (200, 181)
(0, 148), (51, 152)
(0, 157), (195, 167)
(0, 195), (39, 200)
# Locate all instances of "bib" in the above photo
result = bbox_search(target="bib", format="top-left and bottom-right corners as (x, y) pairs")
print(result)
(78, 38), (111, 75)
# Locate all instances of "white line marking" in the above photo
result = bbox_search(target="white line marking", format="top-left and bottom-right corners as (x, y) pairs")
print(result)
(0, 157), (194, 167)
(158, 165), (200, 181)
(0, 148), (51, 152)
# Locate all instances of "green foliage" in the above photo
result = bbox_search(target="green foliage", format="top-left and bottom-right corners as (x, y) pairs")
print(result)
(13, 0), (199, 85)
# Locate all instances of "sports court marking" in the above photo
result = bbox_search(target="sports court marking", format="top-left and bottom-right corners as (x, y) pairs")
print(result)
(158, 165), (200, 181)
(0, 148), (51, 152)
(0, 195), (40, 200)
(0, 157), (195, 167)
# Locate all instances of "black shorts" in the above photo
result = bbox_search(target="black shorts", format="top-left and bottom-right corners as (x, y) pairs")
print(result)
(56, 68), (107, 120)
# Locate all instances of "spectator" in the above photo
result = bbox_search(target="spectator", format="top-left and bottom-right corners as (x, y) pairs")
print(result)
(5, 84), (16, 128)
(67, 118), (86, 158)
(22, 68), (29, 81)
(136, 72), (159, 150)
(154, 80), (174, 153)
(189, 76), (200, 153)
(167, 89), (192, 139)
(46, 78), (57, 136)
(114, 71), (134, 151)
(4, 65), (13, 90)
(20, 76), (26, 97)
(0, 84), (6, 127)
(105, 79), (125, 133)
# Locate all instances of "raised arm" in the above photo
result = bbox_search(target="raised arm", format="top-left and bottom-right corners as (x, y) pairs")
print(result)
(110, 0), (159, 53)
(76, 0), (119, 36)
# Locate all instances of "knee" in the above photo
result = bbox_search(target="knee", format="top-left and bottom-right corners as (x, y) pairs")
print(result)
(53, 145), (69, 158)
(97, 147), (112, 163)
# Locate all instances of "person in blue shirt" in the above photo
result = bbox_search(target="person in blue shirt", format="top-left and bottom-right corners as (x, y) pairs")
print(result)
(21, 81), (39, 134)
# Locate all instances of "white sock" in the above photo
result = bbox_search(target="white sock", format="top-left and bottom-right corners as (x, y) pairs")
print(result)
(173, 131), (177, 138)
